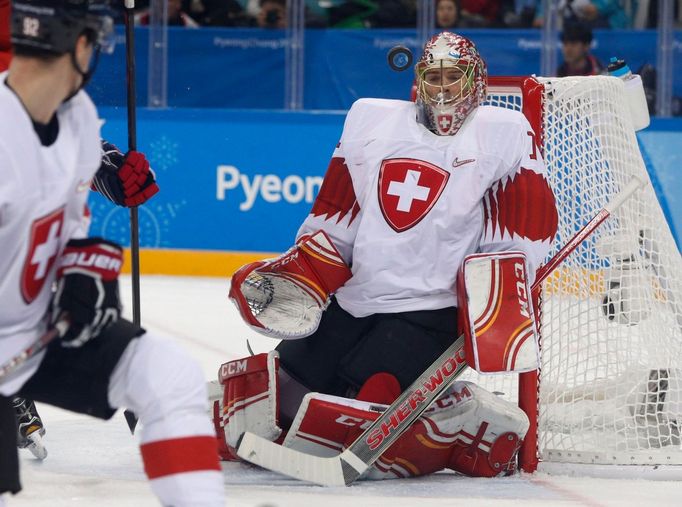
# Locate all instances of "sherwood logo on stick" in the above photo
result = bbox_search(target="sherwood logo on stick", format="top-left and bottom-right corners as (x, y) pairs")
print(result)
(365, 346), (467, 450)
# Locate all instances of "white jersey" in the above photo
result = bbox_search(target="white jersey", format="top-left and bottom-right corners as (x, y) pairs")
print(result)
(298, 98), (558, 318)
(0, 74), (101, 394)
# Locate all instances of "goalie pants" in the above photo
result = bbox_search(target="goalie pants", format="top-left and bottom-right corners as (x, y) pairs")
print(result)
(3, 319), (223, 506)
(276, 297), (458, 397)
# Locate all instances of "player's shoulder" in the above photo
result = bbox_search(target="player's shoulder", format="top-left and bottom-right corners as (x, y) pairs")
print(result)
(474, 104), (530, 128)
(349, 97), (413, 114)
(347, 98), (413, 122)
(344, 98), (413, 135)
(465, 105), (533, 149)
(0, 77), (34, 152)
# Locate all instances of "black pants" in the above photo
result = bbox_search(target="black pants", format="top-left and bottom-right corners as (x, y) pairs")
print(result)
(0, 395), (20, 495)
(0, 319), (144, 495)
(19, 319), (144, 419)
(276, 298), (458, 397)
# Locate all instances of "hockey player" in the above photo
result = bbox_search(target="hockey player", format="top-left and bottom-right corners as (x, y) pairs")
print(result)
(11, 139), (159, 461)
(221, 31), (558, 480)
(0, 1), (223, 505)
(0, 0), (159, 463)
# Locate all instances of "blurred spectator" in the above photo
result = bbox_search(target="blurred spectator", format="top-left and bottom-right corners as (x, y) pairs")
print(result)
(257, 0), (287, 28)
(136, 0), (201, 27)
(633, 0), (682, 29)
(198, 0), (253, 26)
(556, 21), (604, 77)
(460, 0), (501, 27)
(534, 0), (630, 29)
(326, 0), (379, 28)
(638, 63), (682, 116)
(501, 0), (537, 27)
(367, 0), (416, 27)
(436, 0), (461, 28)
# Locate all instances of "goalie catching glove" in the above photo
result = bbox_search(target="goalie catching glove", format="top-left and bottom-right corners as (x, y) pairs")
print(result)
(51, 238), (123, 347)
(92, 140), (159, 207)
(229, 230), (352, 339)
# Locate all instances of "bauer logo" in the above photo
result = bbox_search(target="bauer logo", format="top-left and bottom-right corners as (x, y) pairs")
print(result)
(216, 165), (323, 211)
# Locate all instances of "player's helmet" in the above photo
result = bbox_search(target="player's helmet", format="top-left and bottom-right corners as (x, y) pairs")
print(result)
(415, 32), (487, 136)
(11, 0), (114, 56)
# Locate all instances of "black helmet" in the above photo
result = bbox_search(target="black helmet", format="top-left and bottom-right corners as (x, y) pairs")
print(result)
(11, 0), (114, 55)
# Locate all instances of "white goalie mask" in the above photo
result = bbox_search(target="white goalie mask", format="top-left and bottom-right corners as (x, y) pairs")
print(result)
(415, 32), (488, 136)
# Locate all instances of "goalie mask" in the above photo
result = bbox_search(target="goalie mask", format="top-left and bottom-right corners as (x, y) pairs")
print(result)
(415, 32), (487, 136)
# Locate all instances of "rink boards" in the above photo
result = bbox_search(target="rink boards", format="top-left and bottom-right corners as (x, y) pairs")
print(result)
(93, 107), (682, 276)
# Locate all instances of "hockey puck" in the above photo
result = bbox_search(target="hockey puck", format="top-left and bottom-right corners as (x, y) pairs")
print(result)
(387, 45), (413, 72)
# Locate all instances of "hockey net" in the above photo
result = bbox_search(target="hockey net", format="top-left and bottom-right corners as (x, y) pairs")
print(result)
(463, 76), (682, 475)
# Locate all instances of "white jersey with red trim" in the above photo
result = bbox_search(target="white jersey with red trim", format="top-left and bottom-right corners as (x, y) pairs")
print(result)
(298, 98), (558, 318)
(0, 75), (101, 394)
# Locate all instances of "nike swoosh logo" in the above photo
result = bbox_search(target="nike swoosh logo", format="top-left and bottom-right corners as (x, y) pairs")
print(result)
(452, 157), (476, 168)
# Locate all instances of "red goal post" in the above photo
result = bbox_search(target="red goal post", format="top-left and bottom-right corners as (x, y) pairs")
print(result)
(480, 75), (682, 477)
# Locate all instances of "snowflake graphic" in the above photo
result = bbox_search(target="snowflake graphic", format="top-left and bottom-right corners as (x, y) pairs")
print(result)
(148, 135), (179, 172)
(89, 198), (186, 248)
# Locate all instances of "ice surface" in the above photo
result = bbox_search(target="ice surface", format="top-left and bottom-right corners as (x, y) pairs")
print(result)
(7, 276), (682, 506)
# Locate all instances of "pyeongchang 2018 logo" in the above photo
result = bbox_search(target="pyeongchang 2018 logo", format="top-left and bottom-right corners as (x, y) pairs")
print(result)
(216, 165), (322, 211)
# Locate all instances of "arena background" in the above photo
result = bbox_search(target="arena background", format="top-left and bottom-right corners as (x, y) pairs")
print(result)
(86, 25), (682, 276)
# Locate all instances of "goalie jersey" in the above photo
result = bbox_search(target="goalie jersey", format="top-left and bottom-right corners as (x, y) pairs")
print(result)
(298, 98), (558, 318)
(0, 75), (101, 394)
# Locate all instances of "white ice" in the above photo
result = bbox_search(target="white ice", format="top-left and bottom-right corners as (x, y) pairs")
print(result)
(7, 275), (682, 506)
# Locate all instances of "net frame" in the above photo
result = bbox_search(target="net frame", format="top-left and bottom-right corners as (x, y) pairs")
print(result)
(474, 76), (682, 476)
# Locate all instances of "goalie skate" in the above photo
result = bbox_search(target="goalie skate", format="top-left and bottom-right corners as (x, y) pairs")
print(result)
(13, 397), (47, 460)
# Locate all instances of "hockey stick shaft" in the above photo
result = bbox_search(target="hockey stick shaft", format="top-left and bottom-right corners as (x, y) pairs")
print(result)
(237, 175), (646, 486)
(0, 321), (68, 382)
(123, 0), (140, 434)
(124, 0), (141, 327)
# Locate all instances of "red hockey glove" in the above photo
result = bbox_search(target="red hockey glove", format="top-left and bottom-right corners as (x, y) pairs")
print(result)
(51, 238), (123, 348)
(93, 140), (159, 207)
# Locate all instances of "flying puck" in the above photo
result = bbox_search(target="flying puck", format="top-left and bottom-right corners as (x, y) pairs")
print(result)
(387, 45), (413, 72)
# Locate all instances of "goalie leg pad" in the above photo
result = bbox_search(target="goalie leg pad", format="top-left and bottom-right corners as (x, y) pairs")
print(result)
(216, 351), (283, 460)
(444, 382), (528, 477)
(457, 252), (539, 373)
(283, 381), (529, 480)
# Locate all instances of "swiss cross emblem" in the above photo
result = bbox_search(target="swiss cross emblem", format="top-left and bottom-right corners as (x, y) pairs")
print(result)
(378, 158), (449, 232)
(437, 115), (453, 131)
(20, 207), (65, 304)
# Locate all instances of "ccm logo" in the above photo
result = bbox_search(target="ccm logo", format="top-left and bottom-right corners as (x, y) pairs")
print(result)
(220, 360), (247, 378)
(514, 262), (531, 319)
(336, 415), (372, 430)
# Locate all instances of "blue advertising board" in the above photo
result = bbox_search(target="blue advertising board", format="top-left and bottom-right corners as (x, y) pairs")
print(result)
(92, 107), (345, 253)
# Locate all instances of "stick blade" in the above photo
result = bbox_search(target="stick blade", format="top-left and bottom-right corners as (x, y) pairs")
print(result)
(237, 432), (349, 486)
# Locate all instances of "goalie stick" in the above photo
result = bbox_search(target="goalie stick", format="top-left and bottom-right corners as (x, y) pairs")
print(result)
(236, 175), (647, 486)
